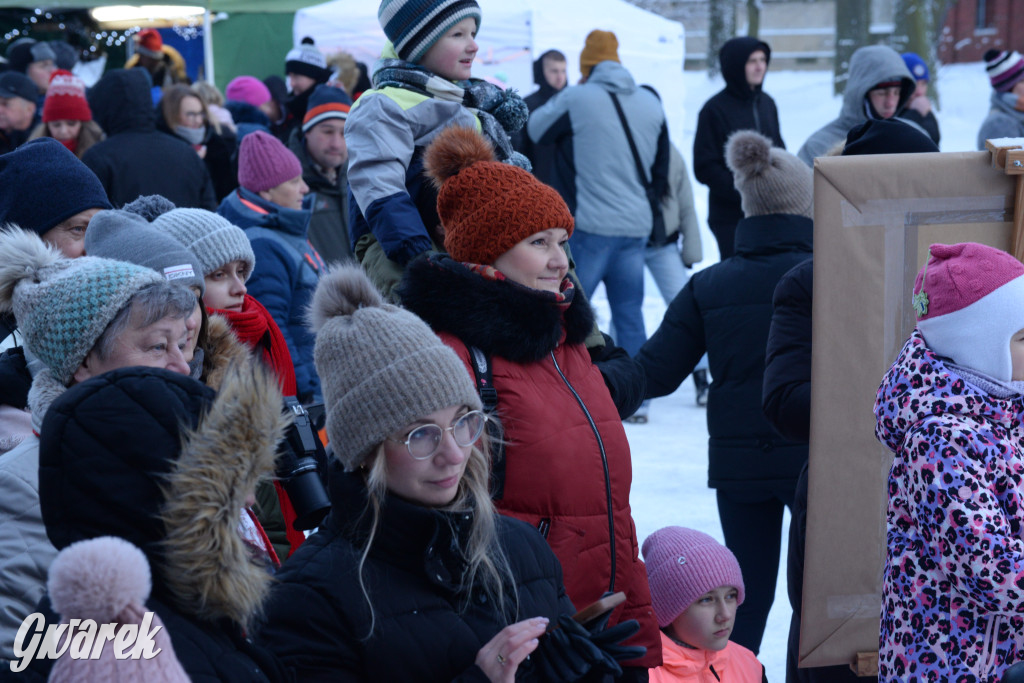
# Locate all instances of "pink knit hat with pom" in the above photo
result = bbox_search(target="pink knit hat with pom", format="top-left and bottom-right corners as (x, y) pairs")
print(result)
(913, 242), (1024, 381)
(237, 130), (303, 194)
(47, 536), (189, 683)
(641, 526), (745, 628)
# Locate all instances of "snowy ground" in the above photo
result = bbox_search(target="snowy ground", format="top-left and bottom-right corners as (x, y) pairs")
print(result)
(586, 62), (990, 681)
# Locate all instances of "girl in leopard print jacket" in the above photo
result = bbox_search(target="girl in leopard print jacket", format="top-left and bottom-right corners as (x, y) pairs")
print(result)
(874, 243), (1024, 682)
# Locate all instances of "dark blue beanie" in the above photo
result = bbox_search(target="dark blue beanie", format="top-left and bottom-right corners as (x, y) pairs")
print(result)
(0, 138), (112, 236)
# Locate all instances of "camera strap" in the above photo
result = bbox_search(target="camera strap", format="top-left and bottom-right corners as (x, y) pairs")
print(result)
(467, 344), (506, 500)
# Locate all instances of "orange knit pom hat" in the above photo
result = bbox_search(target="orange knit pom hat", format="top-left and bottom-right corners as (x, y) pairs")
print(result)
(424, 126), (574, 265)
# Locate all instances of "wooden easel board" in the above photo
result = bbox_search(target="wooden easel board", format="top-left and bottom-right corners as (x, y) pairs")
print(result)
(800, 151), (1016, 669)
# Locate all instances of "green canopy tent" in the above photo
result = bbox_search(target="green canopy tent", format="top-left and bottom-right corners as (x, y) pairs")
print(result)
(0, 0), (329, 91)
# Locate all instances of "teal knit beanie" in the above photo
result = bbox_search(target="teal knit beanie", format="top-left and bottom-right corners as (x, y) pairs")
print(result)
(0, 227), (163, 386)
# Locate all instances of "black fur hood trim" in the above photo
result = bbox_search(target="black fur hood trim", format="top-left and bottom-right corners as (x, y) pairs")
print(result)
(400, 254), (595, 363)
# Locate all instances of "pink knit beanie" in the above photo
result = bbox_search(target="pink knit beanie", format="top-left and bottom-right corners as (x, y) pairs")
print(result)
(913, 242), (1024, 381)
(225, 75), (271, 108)
(47, 536), (189, 682)
(237, 130), (303, 194)
(642, 527), (745, 628)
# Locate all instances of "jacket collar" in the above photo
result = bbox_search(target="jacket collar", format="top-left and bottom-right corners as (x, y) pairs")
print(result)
(733, 214), (814, 257)
(328, 464), (475, 594)
(231, 187), (311, 237)
(399, 254), (596, 363)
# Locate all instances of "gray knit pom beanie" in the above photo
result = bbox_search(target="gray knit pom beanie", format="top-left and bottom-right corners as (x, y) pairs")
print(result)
(0, 227), (163, 386)
(726, 130), (813, 220)
(152, 208), (255, 280)
(309, 264), (481, 471)
(85, 210), (205, 295)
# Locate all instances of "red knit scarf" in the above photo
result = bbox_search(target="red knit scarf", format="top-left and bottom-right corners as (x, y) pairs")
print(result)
(209, 295), (298, 397)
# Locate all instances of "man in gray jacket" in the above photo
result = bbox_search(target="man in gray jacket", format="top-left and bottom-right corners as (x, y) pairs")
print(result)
(528, 30), (668, 416)
(797, 45), (916, 165)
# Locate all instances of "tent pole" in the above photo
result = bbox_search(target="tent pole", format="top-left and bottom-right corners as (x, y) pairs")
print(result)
(203, 5), (214, 83)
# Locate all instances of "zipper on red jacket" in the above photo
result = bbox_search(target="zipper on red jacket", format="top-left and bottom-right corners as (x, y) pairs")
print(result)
(549, 350), (616, 593)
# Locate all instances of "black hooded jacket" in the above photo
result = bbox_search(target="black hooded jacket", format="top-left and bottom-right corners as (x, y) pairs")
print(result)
(82, 69), (216, 209)
(693, 38), (784, 231)
(514, 51), (564, 185)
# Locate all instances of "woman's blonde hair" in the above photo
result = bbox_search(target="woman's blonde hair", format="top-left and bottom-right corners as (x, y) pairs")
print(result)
(355, 424), (516, 639)
(161, 83), (221, 135)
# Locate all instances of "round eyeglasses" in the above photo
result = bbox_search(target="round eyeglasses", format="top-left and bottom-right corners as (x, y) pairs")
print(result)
(388, 410), (488, 460)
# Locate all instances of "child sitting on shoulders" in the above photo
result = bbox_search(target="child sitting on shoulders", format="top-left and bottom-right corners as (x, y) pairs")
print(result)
(644, 526), (767, 682)
(345, 0), (530, 298)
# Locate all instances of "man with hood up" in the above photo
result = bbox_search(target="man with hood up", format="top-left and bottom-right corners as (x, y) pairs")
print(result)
(694, 36), (784, 261)
(81, 69), (216, 209)
(515, 49), (568, 185)
(797, 45), (916, 166)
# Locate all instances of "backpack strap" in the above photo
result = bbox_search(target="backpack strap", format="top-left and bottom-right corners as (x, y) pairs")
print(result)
(467, 344), (506, 500)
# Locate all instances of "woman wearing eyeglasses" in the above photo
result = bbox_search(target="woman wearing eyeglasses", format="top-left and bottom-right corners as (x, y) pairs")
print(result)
(398, 126), (661, 680)
(259, 264), (638, 682)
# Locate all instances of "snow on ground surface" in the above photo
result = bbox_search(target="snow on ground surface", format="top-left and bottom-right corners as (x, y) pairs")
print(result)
(586, 62), (990, 680)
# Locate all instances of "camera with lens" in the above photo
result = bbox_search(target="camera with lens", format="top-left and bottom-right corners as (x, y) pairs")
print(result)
(278, 397), (331, 530)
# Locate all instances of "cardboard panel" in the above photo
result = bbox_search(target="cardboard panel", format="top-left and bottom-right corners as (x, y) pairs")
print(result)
(800, 152), (1015, 668)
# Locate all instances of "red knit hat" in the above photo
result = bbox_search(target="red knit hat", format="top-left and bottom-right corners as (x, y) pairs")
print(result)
(135, 28), (163, 59)
(914, 242), (1024, 381)
(42, 70), (91, 123)
(424, 126), (574, 265)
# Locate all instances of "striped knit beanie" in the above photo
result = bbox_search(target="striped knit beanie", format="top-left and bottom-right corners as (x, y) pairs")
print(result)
(0, 228), (163, 386)
(642, 527), (745, 628)
(985, 49), (1024, 93)
(378, 0), (482, 64)
(152, 208), (255, 280)
(303, 84), (351, 134)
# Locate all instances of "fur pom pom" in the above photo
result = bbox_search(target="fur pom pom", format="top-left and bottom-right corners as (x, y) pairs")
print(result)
(122, 194), (177, 222)
(725, 130), (774, 179)
(493, 89), (529, 133)
(48, 536), (151, 624)
(0, 226), (63, 314)
(423, 126), (496, 190)
(308, 264), (384, 332)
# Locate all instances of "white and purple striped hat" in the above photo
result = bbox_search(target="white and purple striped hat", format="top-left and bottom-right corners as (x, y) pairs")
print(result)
(985, 49), (1024, 93)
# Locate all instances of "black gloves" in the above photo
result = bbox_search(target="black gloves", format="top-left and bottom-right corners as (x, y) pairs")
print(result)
(524, 613), (645, 682)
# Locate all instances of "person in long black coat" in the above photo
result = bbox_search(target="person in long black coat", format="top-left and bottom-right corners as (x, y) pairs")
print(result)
(82, 69), (216, 210)
(636, 131), (811, 655)
(694, 37), (784, 260)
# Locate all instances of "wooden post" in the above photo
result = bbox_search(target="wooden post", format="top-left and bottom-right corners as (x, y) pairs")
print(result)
(985, 138), (1024, 262)
(851, 652), (879, 677)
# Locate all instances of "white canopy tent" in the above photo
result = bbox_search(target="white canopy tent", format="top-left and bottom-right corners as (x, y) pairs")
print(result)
(293, 0), (686, 144)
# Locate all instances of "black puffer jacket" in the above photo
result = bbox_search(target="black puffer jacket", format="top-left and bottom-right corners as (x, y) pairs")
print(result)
(82, 69), (216, 209)
(37, 365), (290, 682)
(693, 38), (784, 235)
(637, 213), (812, 491)
(763, 257), (813, 443)
(259, 464), (575, 682)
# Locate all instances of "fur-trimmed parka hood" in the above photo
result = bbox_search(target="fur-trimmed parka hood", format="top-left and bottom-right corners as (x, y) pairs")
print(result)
(201, 313), (253, 391)
(39, 361), (289, 631)
(399, 254), (595, 363)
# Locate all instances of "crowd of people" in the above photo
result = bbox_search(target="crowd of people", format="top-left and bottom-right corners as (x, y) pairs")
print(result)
(0, 0), (1022, 681)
